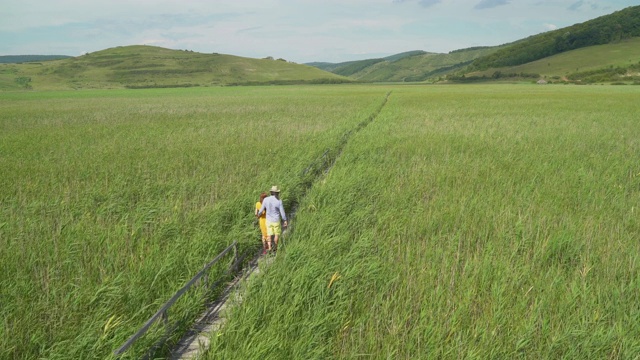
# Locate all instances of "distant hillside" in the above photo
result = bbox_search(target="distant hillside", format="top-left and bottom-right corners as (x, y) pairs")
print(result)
(459, 37), (640, 84)
(4, 5), (639, 89)
(382, 50), (427, 62)
(468, 5), (640, 71)
(0, 45), (350, 90)
(354, 47), (500, 82)
(308, 47), (500, 82)
(306, 50), (428, 76)
(0, 55), (72, 63)
(308, 5), (640, 84)
(331, 59), (387, 77)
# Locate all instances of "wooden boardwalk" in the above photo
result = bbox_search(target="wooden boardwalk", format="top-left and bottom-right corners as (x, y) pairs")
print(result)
(169, 253), (275, 359)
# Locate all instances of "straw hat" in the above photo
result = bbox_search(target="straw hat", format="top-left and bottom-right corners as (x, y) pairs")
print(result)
(270, 185), (280, 193)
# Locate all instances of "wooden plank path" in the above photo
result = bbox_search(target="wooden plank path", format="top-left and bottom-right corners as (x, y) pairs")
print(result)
(169, 253), (275, 359)
(112, 93), (389, 358)
(165, 93), (389, 359)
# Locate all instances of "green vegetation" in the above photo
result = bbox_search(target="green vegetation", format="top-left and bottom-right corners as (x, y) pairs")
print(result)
(361, 47), (498, 82)
(382, 50), (427, 62)
(568, 63), (640, 84)
(3, 84), (640, 359)
(2, 7), (638, 89)
(308, 48), (498, 82)
(1, 4), (639, 359)
(458, 37), (640, 84)
(332, 59), (387, 77)
(205, 85), (640, 359)
(0, 85), (388, 359)
(468, 5), (640, 70)
(0, 45), (349, 91)
(0, 55), (72, 64)
(3, 6), (639, 89)
(307, 51), (426, 73)
(308, 6), (640, 84)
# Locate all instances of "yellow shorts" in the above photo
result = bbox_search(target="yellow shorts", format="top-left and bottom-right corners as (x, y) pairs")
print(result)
(266, 221), (282, 236)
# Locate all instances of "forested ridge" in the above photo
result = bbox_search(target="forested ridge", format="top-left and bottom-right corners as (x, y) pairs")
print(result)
(469, 5), (640, 70)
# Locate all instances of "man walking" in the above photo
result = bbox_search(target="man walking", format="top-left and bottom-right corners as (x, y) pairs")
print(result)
(256, 185), (288, 252)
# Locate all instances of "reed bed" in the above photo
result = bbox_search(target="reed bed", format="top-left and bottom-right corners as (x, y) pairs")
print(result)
(0, 85), (388, 359)
(206, 85), (640, 359)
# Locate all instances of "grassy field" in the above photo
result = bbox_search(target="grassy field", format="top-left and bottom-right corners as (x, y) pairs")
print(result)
(205, 85), (640, 359)
(0, 85), (388, 359)
(2, 84), (639, 359)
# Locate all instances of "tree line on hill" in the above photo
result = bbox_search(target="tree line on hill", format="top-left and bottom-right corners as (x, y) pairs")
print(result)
(468, 5), (640, 71)
(0, 55), (72, 64)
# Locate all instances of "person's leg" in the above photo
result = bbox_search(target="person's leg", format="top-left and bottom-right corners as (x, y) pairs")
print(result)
(266, 222), (274, 251)
(272, 222), (281, 251)
(260, 221), (268, 253)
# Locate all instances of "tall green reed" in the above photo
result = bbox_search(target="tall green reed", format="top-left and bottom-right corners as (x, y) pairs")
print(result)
(206, 85), (640, 359)
(0, 85), (387, 359)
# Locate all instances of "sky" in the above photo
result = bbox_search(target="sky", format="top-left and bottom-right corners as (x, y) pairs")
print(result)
(0, 0), (637, 63)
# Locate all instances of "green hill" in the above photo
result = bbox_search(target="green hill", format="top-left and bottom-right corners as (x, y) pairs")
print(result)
(443, 6), (640, 84)
(306, 51), (427, 74)
(0, 45), (350, 90)
(310, 5), (640, 84)
(0, 55), (72, 63)
(463, 37), (640, 84)
(382, 50), (427, 62)
(4, 5), (639, 89)
(307, 47), (499, 83)
(468, 5), (640, 71)
(354, 47), (500, 82)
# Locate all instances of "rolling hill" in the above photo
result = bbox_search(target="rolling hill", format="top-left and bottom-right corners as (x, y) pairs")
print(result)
(442, 5), (640, 84)
(352, 47), (500, 82)
(462, 37), (640, 84)
(2, 5), (639, 89)
(0, 45), (350, 90)
(0, 55), (72, 63)
(309, 5), (640, 84)
(467, 5), (640, 71)
(306, 50), (428, 74)
(306, 47), (500, 83)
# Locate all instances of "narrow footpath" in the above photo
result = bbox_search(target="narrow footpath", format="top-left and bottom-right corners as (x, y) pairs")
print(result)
(169, 254), (273, 359)
(168, 92), (391, 359)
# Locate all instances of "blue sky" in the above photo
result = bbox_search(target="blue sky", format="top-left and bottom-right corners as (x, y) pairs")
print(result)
(0, 0), (636, 63)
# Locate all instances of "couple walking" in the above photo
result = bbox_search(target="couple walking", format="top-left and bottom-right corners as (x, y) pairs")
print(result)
(255, 185), (288, 254)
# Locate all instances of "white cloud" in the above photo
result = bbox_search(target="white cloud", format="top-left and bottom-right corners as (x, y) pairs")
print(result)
(474, 0), (511, 10)
(1, 0), (637, 62)
(418, 0), (442, 7)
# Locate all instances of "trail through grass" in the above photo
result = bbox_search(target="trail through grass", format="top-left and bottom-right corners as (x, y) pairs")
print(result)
(205, 85), (640, 359)
(0, 85), (388, 359)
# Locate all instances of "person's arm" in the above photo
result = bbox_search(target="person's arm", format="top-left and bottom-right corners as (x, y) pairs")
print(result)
(257, 201), (266, 217)
(279, 200), (288, 226)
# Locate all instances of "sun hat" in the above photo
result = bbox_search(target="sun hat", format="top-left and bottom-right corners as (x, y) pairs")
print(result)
(270, 185), (280, 193)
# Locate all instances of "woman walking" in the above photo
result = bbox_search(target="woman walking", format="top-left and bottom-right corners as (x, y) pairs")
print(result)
(255, 192), (269, 254)
(256, 186), (288, 253)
